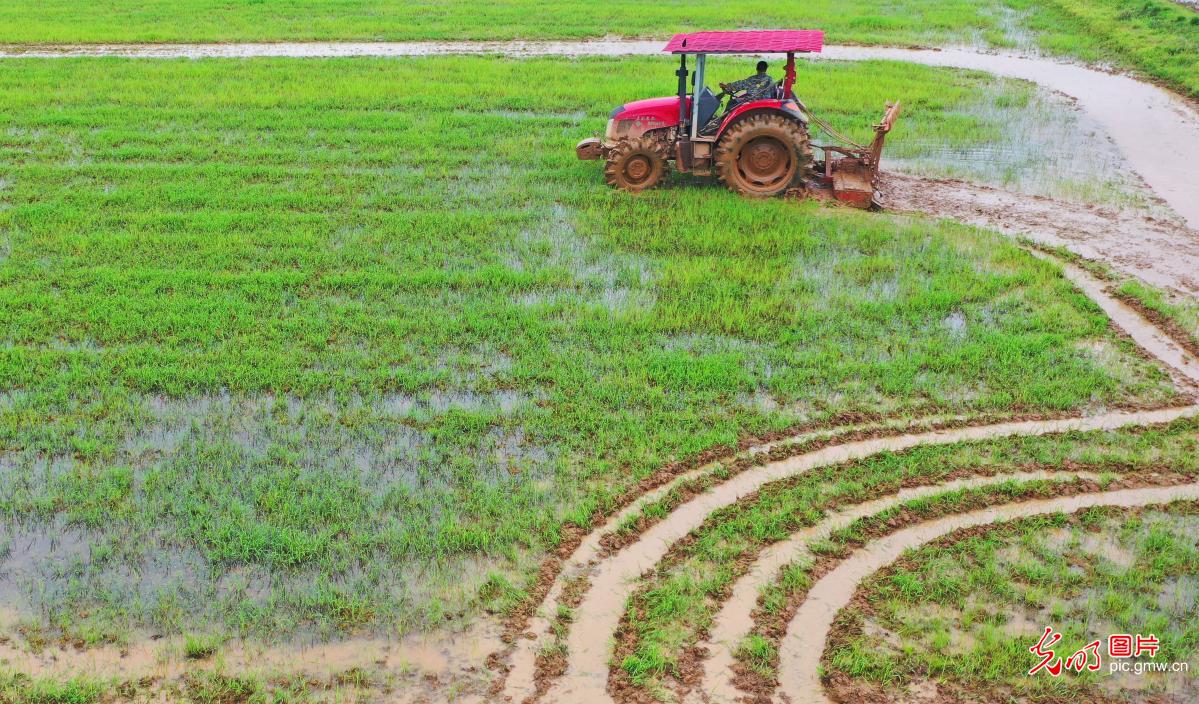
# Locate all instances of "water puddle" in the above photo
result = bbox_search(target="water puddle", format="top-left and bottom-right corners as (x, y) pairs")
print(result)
(0, 519), (93, 610)
(0, 617), (502, 685)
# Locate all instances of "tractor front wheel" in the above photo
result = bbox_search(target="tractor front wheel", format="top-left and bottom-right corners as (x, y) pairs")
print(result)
(715, 114), (812, 197)
(604, 137), (667, 192)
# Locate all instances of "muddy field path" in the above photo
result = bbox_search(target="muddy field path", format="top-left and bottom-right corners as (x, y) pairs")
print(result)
(4, 41), (1198, 232)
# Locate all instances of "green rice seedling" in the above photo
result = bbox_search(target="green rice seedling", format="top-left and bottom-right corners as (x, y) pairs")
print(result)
(736, 634), (777, 677)
(0, 57), (1178, 646)
(183, 633), (222, 659)
(0, 672), (106, 704)
(826, 503), (1199, 700)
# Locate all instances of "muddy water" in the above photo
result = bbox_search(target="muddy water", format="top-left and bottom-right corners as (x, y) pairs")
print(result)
(776, 482), (1199, 704)
(883, 173), (1199, 295)
(695, 470), (1102, 704)
(0, 618), (502, 694)
(0, 39), (664, 58)
(542, 405), (1199, 704)
(3, 41), (1197, 229)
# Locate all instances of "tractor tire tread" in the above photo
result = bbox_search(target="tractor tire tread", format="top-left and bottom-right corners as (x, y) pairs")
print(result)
(714, 113), (813, 197)
(604, 136), (670, 192)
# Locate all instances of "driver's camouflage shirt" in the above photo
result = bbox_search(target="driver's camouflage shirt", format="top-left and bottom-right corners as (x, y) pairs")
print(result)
(700, 71), (777, 135)
(726, 72), (774, 100)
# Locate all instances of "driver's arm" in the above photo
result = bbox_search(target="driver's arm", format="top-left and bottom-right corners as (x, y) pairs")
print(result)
(722, 76), (755, 94)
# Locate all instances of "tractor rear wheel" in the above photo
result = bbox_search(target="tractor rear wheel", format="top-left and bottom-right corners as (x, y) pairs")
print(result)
(715, 114), (812, 197)
(605, 137), (667, 192)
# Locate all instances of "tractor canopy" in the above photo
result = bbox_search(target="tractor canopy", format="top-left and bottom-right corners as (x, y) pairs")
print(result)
(661, 30), (824, 54)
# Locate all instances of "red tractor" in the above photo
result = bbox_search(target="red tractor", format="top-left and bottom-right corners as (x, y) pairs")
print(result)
(576, 30), (901, 206)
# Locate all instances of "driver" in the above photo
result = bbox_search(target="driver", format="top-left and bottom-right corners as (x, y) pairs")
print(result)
(719, 61), (775, 103)
(701, 61), (775, 133)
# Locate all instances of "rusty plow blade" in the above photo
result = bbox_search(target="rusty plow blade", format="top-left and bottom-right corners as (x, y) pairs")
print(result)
(816, 101), (901, 209)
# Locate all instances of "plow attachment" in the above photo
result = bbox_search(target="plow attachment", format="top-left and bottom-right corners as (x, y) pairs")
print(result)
(810, 101), (902, 208)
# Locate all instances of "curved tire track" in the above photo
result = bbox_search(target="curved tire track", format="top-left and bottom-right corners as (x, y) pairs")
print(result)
(507, 250), (1199, 704)
(694, 470), (1104, 704)
(1026, 250), (1199, 392)
(503, 416), (968, 702)
(776, 483), (1199, 704)
(536, 409), (1198, 704)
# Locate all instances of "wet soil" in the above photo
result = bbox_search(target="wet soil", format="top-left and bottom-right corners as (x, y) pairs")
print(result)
(0, 618), (503, 703)
(882, 173), (1199, 296)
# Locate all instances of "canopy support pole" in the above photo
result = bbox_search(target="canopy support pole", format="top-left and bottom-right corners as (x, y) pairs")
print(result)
(676, 54), (689, 129)
(783, 52), (796, 99)
(690, 53), (706, 140)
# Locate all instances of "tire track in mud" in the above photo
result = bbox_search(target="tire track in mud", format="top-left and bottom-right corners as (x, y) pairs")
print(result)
(500, 415), (978, 702)
(694, 470), (1105, 704)
(537, 409), (1198, 704)
(1027, 250), (1199, 391)
(880, 173), (1199, 296)
(501, 250), (1199, 704)
(775, 483), (1199, 704)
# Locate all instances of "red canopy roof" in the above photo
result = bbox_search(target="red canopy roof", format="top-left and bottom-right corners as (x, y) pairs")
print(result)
(662, 30), (824, 54)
